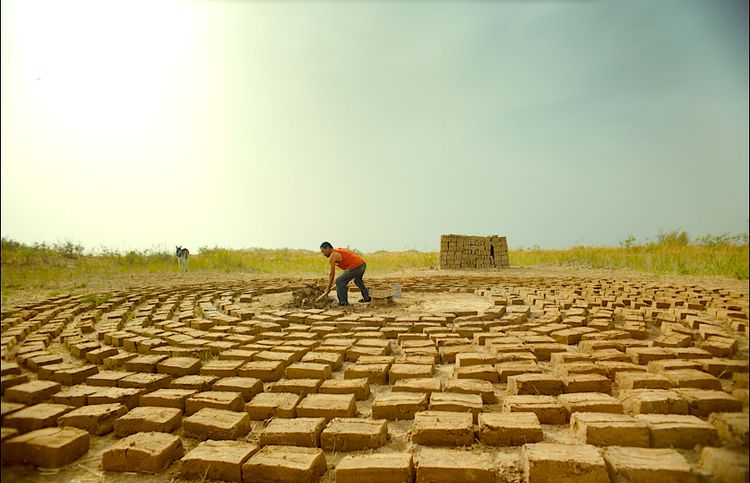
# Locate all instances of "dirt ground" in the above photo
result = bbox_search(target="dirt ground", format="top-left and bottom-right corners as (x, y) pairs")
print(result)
(1, 266), (748, 482)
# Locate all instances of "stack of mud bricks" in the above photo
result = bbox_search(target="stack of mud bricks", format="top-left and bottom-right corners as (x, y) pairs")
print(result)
(439, 234), (509, 269)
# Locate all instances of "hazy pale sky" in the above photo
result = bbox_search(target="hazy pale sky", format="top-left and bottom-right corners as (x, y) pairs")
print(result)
(2, 0), (748, 253)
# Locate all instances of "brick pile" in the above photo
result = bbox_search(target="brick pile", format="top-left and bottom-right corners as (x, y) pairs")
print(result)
(439, 234), (509, 269)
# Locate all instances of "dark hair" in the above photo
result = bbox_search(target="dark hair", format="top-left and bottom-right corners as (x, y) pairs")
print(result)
(320, 241), (333, 249)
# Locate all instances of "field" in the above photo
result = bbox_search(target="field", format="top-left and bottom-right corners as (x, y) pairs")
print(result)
(1, 236), (748, 482)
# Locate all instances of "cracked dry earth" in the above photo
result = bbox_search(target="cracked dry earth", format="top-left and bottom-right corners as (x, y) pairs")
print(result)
(1, 267), (748, 483)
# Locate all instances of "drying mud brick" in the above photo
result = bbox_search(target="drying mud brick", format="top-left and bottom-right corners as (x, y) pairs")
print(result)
(57, 403), (128, 435)
(2, 426), (90, 468)
(183, 408), (251, 440)
(213, 377), (264, 401)
(50, 385), (100, 407)
(241, 445), (327, 483)
(709, 412), (749, 447)
(372, 392), (428, 420)
(320, 417), (387, 451)
(635, 413), (719, 448)
(295, 393), (356, 420)
(618, 389), (689, 415)
(335, 452), (414, 483)
(615, 372), (674, 390)
(345, 363), (390, 384)
(675, 388), (743, 417)
(157, 357), (201, 377)
(86, 370), (133, 387)
(170, 375), (218, 391)
(4, 380), (61, 405)
(259, 417), (326, 447)
(393, 377), (442, 396)
(318, 378), (370, 400)
(507, 373), (564, 396)
(416, 447), (496, 483)
(700, 447), (749, 483)
(102, 431), (183, 473)
(562, 374), (612, 394)
(570, 412), (650, 447)
(114, 406), (182, 436)
(502, 395), (568, 424)
(186, 391), (244, 415)
(558, 392), (623, 415)
(428, 392), (483, 423)
(389, 363), (434, 383)
(180, 440), (259, 482)
(603, 446), (697, 483)
(411, 410), (474, 446)
(663, 369), (723, 390)
(269, 378), (322, 396)
(284, 362), (332, 380)
(3, 403), (74, 433)
(238, 360), (285, 382)
(140, 388), (198, 411)
(521, 442), (609, 483)
(444, 378), (496, 403)
(245, 392), (301, 419)
(478, 412), (543, 446)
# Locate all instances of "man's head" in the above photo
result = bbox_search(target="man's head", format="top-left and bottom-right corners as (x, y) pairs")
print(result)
(320, 241), (333, 257)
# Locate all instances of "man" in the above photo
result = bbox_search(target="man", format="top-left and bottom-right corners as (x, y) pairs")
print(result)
(317, 241), (371, 306)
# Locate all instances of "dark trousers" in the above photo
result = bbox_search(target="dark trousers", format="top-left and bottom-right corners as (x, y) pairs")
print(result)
(336, 263), (369, 304)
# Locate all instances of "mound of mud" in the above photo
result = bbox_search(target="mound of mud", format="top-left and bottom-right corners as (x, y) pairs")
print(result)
(291, 285), (330, 309)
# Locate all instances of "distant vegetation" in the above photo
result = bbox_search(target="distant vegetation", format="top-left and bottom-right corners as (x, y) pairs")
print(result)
(2, 230), (747, 304)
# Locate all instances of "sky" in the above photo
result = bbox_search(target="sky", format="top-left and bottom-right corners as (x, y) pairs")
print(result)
(1, 0), (748, 253)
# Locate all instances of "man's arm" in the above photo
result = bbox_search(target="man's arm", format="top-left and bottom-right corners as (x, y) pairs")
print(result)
(319, 252), (342, 299)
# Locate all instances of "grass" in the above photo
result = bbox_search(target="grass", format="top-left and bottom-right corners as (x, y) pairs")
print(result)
(1, 231), (747, 305)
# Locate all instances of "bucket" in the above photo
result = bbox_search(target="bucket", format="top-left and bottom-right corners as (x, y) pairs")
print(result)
(392, 284), (402, 299)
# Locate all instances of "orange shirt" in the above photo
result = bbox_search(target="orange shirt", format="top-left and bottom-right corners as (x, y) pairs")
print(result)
(334, 248), (365, 270)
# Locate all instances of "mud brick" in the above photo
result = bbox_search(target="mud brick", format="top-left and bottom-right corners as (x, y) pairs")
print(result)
(52, 364), (98, 386)
(295, 393), (356, 421)
(1, 374), (29, 394)
(615, 372), (673, 390)
(619, 389), (689, 415)
(58, 403), (127, 435)
(4, 380), (60, 405)
(245, 392), (301, 419)
(444, 378), (496, 403)
(102, 431), (183, 473)
(242, 445), (326, 483)
(186, 390), (244, 415)
(455, 352), (496, 367)
(345, 363), (390, 384)
(260, 417), (326, 447)
(626, 347), (676, 364)
(26, 354), (64, 371)
(335, 452), (413, 483)
(1, 402), (25, 424)
(213, 377), (263, 401)
(709, 412), (748, 447)
(119, 372), (171, 391)
(49, 384), (99, 407)
(559, 392), (622, 415)
(372, 392), (428, 420)
(602, 447), (696, 483)
(530, 343), (568, 361)
(255, 350), (298, 367)
(197, 359), (242, 377)
(359, 355), (397, 365)
(269, 378), (322, 396)
(69, 341), (100, 358)
(648, 358), (703, 373)
(428, 392), (483, 423)
(86, 370), (133, 387)
(411, 410), (474, 446)
(85, 346), (119, 364)
(700, 447), (749, 483)
(320, 418), (387, 451)
(180, 440), (259, 482)
(701, 337), (736, 357)
(300, 351), (343, 370)
(219, 349), (259, 361)
(3, 403), (74, 433)
(170, 375), (218, 391)
(0, 361), (21, 376)
(103, 351), (136, 369)
(562, 374), (612, 394)
(1, 427), (18, 442)
(478, 412), (543, 446)
(139, 388), (196, 411)
(701, 358), (748, 378)
(113, 406), (182, 437)
(416, 447), (495, 483)
(88, 387), (144, 409)
(183, 407), (251, 440)
(455, 364), (500, 382)
(1, 427), (90, 468)
(571, 412), (649, 447)
(125, 354), (168, 373)
(634, 413), (718, 448)
(675, 388), (743, 417)
(238, 360), (285, 382)
(663, 368), (722, 390)
(156, 356), (201, 376)
(503, 395), (568, 424)
(319, 378), (370, 400)
(521, 442), (607, 483)
(555, 362), (607, 378)
(388, 363), (433, 384)
(550, 352), (592, 367)
(496, 361), (542, 382)
(393, 378), (442, 396)
(508, 373), (564, 396)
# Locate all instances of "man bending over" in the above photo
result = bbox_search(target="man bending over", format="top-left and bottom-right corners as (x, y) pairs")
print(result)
(317, 241), (371, 306)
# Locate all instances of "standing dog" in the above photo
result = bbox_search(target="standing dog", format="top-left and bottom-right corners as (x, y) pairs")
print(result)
(175, 246), (189, 272)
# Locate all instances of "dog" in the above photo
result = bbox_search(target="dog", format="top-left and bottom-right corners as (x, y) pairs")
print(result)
(175, 246), (189, 272)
